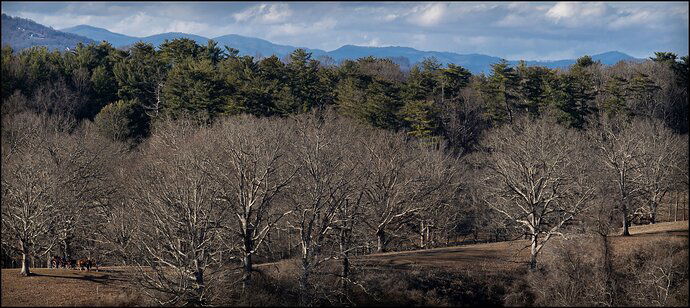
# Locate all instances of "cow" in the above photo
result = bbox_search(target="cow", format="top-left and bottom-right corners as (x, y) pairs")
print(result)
(50, 256), (61, 269)
(64, 258), (76, 269)
(76, 258), (92, 271)
(50, 256), (71, 269)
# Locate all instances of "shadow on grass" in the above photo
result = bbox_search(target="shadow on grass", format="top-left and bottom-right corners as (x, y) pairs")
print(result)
(28, 272), (126, 285)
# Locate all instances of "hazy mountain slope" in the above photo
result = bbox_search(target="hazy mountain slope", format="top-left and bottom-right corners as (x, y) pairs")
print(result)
(61, 24), (138, 46)
(212, 34), (327, 59)
(139, 32), (210, 47)
(2, 14), (95, 51)
(25, 17), (644, 74)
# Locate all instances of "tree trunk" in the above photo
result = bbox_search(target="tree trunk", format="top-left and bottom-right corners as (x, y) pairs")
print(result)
(341, 255), (349, 290)
(185, 259), (205, 305)
(20, 251), (30, 276)
(622, 201), (631, 236)
(242, 253), (252, 288)
(529, 234), (538, 270)
(622, 215), (631, 236)
(675, 192), (679, 221)
(419, 220), (425, 249)
(242, 234), (254, 289)
(62, 238), (71, 260)
(339, 227), (350, 294)
(376, 229), (386, 253)
(299, 256), (311, 306)
(650, 194), (661, 224)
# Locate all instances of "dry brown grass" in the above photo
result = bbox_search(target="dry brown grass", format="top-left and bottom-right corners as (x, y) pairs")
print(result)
(0, 267), (146, 307)
(356, 239), (531, 275)
(1, 221), (686, 306)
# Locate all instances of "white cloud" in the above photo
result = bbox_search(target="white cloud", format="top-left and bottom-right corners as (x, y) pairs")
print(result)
(314, 17), (337, 30)
(494, 14), (529, 27)
(413, 34), (427, 43)
(546, 2), (577, 20)
(546, 2), (609, 27)
(111, 12), (167, 37)
(609, 7), (671, 30)
(263, 17), (336, 40)
(363, 37), (382, 47)
(232, 3), (292, 24)
(11, 11), (95, 30)
(409, 3), (447, 27)
(384, 14), (398, 22)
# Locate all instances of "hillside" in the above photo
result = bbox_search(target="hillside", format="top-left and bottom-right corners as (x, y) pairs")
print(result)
(61, 24), (138, 47)
(1, 14), (95, 51)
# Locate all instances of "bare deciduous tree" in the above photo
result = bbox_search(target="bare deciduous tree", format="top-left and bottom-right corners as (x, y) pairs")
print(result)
(360, 130), (459, 253)
(284, 113), (361, 304)
(636, 120), (686, 224)
(128, 118), (227, 305)
(204, 115), (297, 287)
(479, 116), (594, 269)
(590, 117), (656, 234)
(2, 112), (113, 276)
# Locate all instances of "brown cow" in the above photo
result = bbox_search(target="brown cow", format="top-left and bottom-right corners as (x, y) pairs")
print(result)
(76, 258), (92, 271)
(50, 256), (60, 269)
(64, 258), (76, 269)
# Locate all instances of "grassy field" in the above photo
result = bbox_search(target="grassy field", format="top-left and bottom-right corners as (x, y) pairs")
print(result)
(2, 221), (687, 307)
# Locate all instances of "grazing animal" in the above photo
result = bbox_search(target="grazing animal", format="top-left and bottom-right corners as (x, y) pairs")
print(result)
(64, 258), (76, 269)
(50, 256), (61, 269)
(76, 258), (92, 271)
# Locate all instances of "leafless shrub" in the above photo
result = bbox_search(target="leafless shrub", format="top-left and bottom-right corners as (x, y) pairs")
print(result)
(617, 240), (689, 307)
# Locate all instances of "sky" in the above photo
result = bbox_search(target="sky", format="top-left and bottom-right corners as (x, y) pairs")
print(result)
(2, 1), (688, 61)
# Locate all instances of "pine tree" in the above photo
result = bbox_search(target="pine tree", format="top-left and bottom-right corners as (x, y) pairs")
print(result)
(481, 59), (519, 125)
(162, 58), (227, 119)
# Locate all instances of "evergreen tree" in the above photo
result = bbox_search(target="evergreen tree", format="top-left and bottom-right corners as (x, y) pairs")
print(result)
(162, 58), (227, 119)
(113, 42), (166, 118)
(159, 38), (203, 68)
(285, 49), (323, 114)
(202, 40), (225, 66)
(627, 72), (661, 118)
(602, 75), (631, 118)
(516, 63), (553, 116)
(440, 63), (471, 102)
(481, 59), (519, 125)
(400, 99), (441, 139)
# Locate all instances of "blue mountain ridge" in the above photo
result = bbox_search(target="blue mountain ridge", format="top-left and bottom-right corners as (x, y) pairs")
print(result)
(0, 16), (637, 74)
(61, 24), (640, 74)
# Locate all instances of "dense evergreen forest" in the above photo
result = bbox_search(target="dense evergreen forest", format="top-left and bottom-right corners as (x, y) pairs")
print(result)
(2, 39), (687, 147)
(1, 39), (688, 306)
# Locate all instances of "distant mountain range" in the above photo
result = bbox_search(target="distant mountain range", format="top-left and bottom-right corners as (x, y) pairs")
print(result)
(1, 14), (94, 51)
(2, 14), (643, 74)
